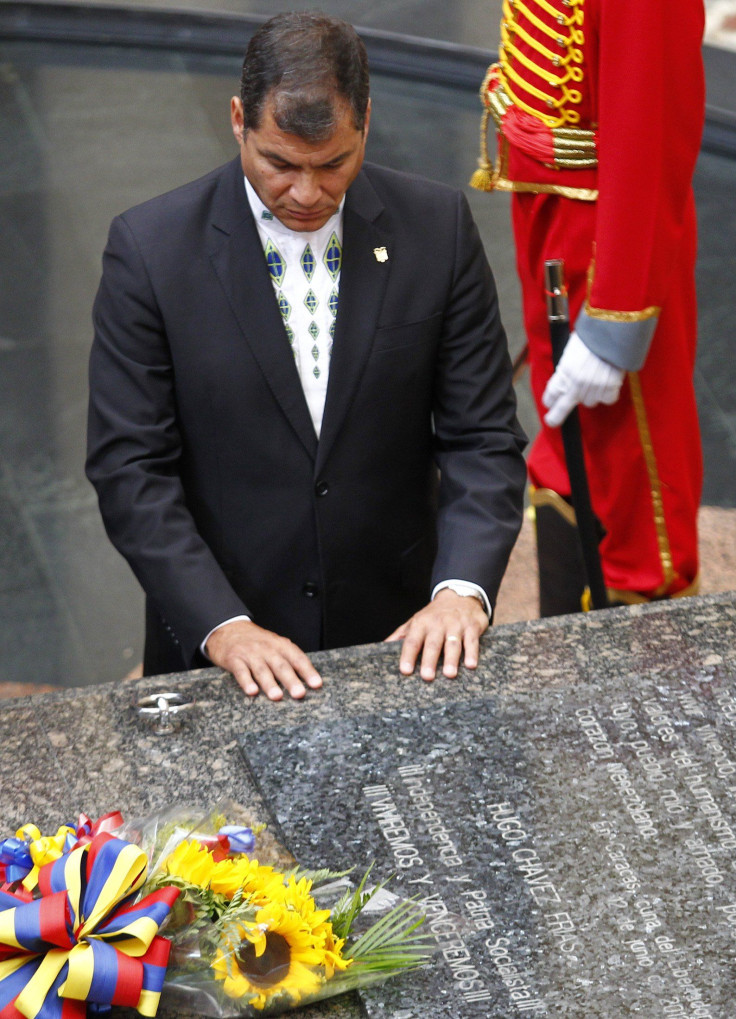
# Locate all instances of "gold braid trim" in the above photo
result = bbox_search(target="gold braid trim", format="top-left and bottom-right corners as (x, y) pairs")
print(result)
(585, 304), (661, 323)
(585, 259), (660, 320)
(470, 46), (598, 193)
(486, 76), (514, 127)
(607, 575), (700, 605)
(491, 175), (598, 200)
(504, 14), (580, 68)
(526, 0), (585, 23)
(553, 126), (597, 167)
(503, 42), (570, 89)
(498, 0), (586, 128)
(489, 134), (597, 197)
(487, 79), (597, 168)
(502, 67), (583, 127)
(506, 0), (582, 45)
(627, 372), (679, 594)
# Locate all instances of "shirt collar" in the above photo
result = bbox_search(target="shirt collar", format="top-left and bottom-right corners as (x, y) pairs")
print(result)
(243, 176), (344, 241)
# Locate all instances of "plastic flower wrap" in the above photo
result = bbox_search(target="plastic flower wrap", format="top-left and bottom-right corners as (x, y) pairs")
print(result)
(131, 800), (434, 1017)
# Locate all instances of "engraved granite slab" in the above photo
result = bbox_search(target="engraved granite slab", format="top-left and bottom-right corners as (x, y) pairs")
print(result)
(2, 592), (735, 1019)
(244, 639), (736, 1018)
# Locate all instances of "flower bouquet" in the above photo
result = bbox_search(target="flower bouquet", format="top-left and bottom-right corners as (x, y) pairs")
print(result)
(0, 802), (432, 1018)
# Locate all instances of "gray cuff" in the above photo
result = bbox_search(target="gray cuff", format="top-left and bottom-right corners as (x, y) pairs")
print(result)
(575, 308), (658, 372)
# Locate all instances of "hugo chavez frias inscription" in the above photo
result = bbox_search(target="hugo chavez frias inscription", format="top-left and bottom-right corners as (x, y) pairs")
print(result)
(243, 669), (736, 1018)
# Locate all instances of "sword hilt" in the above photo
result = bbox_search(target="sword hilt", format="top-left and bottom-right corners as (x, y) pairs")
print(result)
(544, 259), (570, 366)
(544, 259), (569, 324)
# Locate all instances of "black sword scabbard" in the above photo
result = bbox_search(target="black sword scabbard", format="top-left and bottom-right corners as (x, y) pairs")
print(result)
(544, 259), (608, 611)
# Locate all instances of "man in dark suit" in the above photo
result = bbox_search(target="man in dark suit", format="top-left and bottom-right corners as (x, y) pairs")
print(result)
(86, 11), (527, 701)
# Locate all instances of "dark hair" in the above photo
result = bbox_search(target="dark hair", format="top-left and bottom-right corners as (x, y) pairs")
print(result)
(240, 11), (370, 141)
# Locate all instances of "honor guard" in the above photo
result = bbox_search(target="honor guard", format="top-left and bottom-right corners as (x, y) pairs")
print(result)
(472, 0), (706, 613)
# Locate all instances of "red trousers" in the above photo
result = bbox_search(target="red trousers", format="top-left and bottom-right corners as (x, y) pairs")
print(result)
(513, 192), (702, 599)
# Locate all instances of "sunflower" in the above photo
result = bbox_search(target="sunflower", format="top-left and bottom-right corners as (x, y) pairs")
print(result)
(161, 839), (282, 903)
(320, 926), (350, 980)
(211, 885), (343, 1010)
(210, 856), (283, 904)
(162, 839), (217, 887)
(212, 910), (324, 1009)
(271, 875), (331, 926)
(270, 875), (351, 977)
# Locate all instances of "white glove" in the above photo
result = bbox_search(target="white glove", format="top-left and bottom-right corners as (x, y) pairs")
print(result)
(542, 331), (625, 427)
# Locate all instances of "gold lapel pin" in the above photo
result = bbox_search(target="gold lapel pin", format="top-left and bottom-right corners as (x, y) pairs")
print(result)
(373, 246), (388, 263)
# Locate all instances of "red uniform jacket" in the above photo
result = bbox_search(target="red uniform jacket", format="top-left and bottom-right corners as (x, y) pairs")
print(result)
(477, 0), (705, 371)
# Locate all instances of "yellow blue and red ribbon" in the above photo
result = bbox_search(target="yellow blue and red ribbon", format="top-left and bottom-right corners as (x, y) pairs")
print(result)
(0, 836), (34, 887)
(217, 826), (255, 855)
(69, 814), (124, 848)
(196, 825), (255, 861)
(0, 816), (124, 892)
(0, 833), (178, 1019)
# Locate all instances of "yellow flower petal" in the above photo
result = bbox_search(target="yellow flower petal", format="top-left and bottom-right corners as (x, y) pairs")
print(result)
(162, 840), (216, 886)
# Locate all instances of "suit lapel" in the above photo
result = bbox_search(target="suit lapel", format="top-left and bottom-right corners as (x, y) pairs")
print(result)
(316, 169), (392, 473)
(208, 158), (318, 460)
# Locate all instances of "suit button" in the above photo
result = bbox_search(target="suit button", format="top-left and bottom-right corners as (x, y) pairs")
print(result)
(302, 582), (319, 598)
(315, 480), (329, 497)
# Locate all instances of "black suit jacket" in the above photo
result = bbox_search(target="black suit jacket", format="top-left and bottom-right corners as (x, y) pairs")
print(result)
(87, 157), (527, 674)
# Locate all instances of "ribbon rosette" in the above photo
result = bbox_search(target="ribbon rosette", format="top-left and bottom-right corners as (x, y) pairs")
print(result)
(0, 833), (36, 887)
(67, 813), (125, 853)
(0, 825), (79, 888)
(0, 814), (124, 891)
(0, 833), (179, 1019)
(195, 825), (256, 861)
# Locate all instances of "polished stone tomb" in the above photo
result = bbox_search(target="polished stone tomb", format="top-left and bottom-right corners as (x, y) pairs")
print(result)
(2, 592), (736, 1018)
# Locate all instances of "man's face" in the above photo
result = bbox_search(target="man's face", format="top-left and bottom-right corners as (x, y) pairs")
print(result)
(231, 94), (370, 232)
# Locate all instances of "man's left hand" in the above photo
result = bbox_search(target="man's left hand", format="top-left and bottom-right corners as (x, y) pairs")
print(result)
(384, 589), (489, 681)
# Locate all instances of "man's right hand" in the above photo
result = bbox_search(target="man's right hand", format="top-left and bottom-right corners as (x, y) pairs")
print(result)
(542, 330), (624, 427)
(205, 619), (322, 701)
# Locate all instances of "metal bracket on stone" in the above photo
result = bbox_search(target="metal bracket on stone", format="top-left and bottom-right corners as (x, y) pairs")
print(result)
(136, 691), (194, 735)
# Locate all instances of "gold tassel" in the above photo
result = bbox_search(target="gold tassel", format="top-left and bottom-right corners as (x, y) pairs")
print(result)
(468, 108), (496, 192)
(469, 164), (495, 192)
